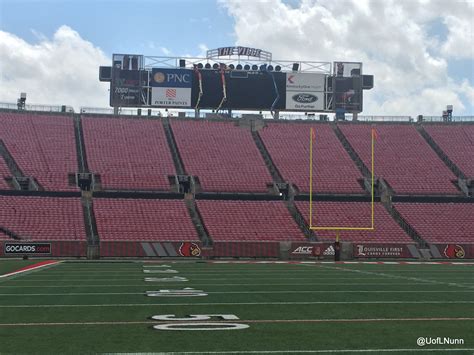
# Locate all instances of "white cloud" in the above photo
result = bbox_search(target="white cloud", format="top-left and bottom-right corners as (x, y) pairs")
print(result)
(220, 0), (474, 116)
(160, 46), (172, 56)
(0, 25), (110, 111)
(441, 14), (474, 59)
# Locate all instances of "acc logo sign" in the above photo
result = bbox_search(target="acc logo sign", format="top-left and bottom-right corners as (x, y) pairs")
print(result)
(292, 246), (313, 255)
(179, 242), (201, 257)
(292, 93), (318, 103)
(153, 72), (166, 83)
(444, 244), (465, 259)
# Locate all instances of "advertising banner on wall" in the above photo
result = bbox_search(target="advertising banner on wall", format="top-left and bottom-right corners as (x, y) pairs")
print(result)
(353, 244), (415, 258)
(285, 73), (325, 111)
(289, 242), (335, 258)
(4, 243), (51, 255)
(151, 68), (192, 108)
(435, 244), (474, 259)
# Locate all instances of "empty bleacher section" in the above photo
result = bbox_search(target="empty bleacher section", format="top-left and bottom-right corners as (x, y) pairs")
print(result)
(93, 198), (199, 241)
(423, 125), (474, 178)
(259, 123), (364, 193)
(394, 202), (474, 244)
(196, 200), (306, 241)
(296, 201), (412, 243)
(0, 157), (10, 189)
(82, 117), (175, 190)
(171, 120), (272, 192)
(338, 124), (459, 195)
(0, 113), (78, 190)
(0, 195), (86, 241)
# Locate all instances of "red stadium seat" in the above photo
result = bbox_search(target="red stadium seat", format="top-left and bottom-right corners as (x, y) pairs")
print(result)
(259, 123), (364, 193)
(82, 117), (176, 190)
(171, 120), (272, 192)
(394, 202), (474, 244)
(0, 156), (11, 189)
(93, 198), (199, 241)
(296, 201), (412, 243)
(424, 125), (474, 178)
(0, 195), (86, 241)
(338, 124), (459, 195)
(0, 113), (78, 191)
(196, 200), (306, 241)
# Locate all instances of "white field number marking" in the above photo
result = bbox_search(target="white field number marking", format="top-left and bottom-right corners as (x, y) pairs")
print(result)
(144, 277), (188, 282)
(146, 288), (207, 297)
(143, 269), (178, 274)
(151, 314), (249, 331)
(151, 314), (239, 321)
(153, 323), (249, 331)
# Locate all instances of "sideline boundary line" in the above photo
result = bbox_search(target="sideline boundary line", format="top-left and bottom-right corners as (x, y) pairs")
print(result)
(101, 349), (474, 354)
(0, 260), (63, 279)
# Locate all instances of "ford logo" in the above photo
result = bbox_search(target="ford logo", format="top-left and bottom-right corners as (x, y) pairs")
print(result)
(292, 93), (318, 103)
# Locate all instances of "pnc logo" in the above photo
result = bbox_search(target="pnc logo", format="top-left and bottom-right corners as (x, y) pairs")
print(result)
(153, 72), (166, 83)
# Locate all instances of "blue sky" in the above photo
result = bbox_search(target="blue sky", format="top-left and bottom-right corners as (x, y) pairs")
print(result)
(0, 0), (234, 57)
(0, 0), (473, 115)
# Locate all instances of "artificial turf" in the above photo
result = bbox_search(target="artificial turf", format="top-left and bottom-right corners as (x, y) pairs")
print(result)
(0, 259), (41, 275)
(0, 260), (473, 354)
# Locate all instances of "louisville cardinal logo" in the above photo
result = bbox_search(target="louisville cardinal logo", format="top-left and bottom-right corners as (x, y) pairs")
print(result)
(179, 242), (201, 257)
(443, 244), (465, 259)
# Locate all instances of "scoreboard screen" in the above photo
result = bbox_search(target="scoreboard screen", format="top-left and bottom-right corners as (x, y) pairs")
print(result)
(191, 70), (287, 111)
(110, 68), (148, 106)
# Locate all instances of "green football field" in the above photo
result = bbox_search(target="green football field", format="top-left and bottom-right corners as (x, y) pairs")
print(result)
(0, 260), (473, 354)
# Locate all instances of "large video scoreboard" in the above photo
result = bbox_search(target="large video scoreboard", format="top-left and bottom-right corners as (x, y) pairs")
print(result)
(99, 49), (373, 113)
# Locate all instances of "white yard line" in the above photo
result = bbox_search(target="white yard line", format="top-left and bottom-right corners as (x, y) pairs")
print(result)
(10, 276), (473, 282)
(305, 264), (474, 290)
(0, 317), (473, 327)
(0, 282), (444, 288)
(1, 289), (474, 296)
(1, 300), (474, 308)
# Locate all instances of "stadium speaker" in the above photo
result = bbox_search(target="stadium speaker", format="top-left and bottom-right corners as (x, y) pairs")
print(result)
(61, 105), (66, 113)
(179, 59), (186, 68)
(212, 63), (219, 69)
(131, 56), (138, 70)
(123, 55), (130, 70)
(236, 64), (243, 70)
(229, 64), (235, 70)
(260, 64), (267, 71)
(267, 65), (274, 71)
(148, 109), (152, 117)
(252, 64), (258, 70)
(197, 63), (204, 69)
(351, 68), (361, 76)
(275, 65), (281, 71)
(292, 63), (299, 72)
(244, 64), (250, 70)
(137, 109), (142, 116)
(205, 63), (211, 69)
